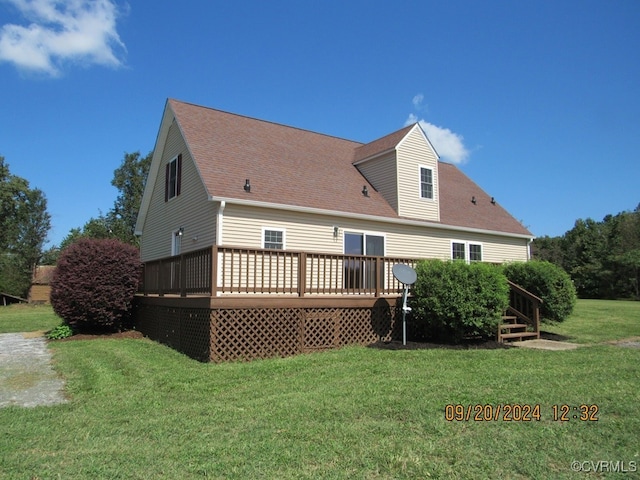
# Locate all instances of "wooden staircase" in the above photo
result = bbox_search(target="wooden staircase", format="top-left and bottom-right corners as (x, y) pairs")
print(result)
(498, 315), (539, 343)
(497, 281), (543, 344)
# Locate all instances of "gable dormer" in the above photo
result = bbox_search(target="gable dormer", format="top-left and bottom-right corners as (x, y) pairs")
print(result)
(354, 123), (440, 222)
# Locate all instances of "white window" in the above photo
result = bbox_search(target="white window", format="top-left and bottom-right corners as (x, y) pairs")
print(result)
(469, 244), (482, 262)
(419, 166), (433, 200)
(451, 241), (482, 263)
(263, 228), (284, 249)
(452, 242), (466, 261)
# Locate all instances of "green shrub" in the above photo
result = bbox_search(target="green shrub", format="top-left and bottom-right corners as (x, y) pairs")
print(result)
(50, 238), (141, 332)
(502, 260), (577, 322)
(411, 260), (509, 343)
(46, 324), (74, 340)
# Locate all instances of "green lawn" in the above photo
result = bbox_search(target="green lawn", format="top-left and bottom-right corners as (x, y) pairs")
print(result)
(543, 299), (640, 343)
(0, 301), (638, 479)
(0, 303), (61, 334)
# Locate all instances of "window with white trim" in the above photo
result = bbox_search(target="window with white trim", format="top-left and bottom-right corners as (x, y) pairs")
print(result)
(452, 242), (466, 260)
(263, 229), (284, 249)
(451, 241), (482, 263)
(469, 243), (482, 262)
(419, 166), (433, 199)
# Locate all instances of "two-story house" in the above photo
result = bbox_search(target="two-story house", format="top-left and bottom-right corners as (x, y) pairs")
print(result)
(134, 99), (535, 362)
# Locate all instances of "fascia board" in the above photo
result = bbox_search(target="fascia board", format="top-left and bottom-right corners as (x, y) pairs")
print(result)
(208, 195), (534, 241)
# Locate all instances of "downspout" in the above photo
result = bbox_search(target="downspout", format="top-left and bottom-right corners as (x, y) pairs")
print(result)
(527, 237), (534, 261)
(216, 200), (226, 246)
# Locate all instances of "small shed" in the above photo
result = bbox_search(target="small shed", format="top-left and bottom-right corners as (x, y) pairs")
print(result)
(28, 265), (56, 304)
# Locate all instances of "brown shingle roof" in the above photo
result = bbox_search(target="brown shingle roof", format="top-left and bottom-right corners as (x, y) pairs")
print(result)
(171, 99), (398, 218)
(353, 124), (414, 163)
(437, 163), (531, 235)
(169, 99), (531, 237)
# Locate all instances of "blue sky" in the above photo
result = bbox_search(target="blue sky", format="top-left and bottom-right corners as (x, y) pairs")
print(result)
(1, 0), (639, 248)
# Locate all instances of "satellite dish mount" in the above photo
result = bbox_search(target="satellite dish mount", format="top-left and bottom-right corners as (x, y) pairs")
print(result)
(392, 264), (417, 346)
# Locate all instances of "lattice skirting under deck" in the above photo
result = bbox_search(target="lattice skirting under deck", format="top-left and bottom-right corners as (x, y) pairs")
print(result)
(134, 300), (399, 362)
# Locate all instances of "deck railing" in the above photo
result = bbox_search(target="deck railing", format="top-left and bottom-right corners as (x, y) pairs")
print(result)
(139, 245), (418, 298)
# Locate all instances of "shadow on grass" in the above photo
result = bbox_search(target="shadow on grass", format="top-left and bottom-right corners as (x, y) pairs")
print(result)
(368, 338), (511, 351)
(540, 331), (573, 342)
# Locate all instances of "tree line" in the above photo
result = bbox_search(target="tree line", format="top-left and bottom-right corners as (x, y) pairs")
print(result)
(532, 205), (640, 300)
(0, 152), (151, 298)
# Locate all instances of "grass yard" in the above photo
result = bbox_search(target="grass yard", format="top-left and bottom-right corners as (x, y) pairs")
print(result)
(543, 299), (640, 344)
(0, 303), (61, 334)
(0, 301), (638, 479)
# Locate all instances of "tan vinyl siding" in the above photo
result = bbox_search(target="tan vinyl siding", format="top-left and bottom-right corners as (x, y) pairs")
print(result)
(221, 204), (528, 262)
(139, 123), (216, 262)
(396, 126), (440, 221)
(355, 152), (398, 212)
(222, 204), (344, 253)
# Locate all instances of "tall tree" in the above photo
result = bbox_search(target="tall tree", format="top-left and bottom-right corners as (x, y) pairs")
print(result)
(108, 151), (152, 245)
(0, 157), (51, 297)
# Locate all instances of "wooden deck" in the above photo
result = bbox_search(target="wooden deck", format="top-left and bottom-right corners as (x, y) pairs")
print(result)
(135, 246), (542, 361)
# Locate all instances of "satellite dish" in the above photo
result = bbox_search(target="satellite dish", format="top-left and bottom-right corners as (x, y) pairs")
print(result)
(392, 263), (417, 285)
(392, 264), (417, 346)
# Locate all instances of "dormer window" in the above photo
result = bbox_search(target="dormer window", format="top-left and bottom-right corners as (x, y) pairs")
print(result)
(419, 166), (433, 199)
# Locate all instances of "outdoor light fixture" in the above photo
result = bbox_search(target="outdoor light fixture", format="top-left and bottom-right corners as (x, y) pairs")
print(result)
(177, 227), (184, 236)
(333, 226), (339, 238)
(362, 185), (369, 197)
(244, 179), (251, 193)
(491, 197), (496, 205)
(471, 196), (477, 204)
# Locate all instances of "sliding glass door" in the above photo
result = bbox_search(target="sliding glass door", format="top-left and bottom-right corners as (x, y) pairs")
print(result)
(344, 232), (384, 290)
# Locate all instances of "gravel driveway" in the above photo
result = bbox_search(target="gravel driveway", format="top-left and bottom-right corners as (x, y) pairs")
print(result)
(0, 332), (67, 408)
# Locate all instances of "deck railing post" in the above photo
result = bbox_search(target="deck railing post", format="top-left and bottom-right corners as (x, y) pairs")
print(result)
(211, 245), (218, 297)
(533, 298), (541, 339)
(180, 253), (187, 297)
(375, 256), (382, 297)
(158, 259), (164, 296)
(298, 252), (306, 297)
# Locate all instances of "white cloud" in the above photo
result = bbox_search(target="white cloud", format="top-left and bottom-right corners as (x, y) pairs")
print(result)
(0, 0), (126, 76)
(405, 97), (470, 164)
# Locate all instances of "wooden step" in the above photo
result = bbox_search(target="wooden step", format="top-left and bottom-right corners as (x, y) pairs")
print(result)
(499, 332), (539, 341)
(499, 323), (528, 331)
(501, 315), (518, 322)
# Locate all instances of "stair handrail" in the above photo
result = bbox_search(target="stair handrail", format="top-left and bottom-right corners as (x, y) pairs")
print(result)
(506, 280), (542, 338)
